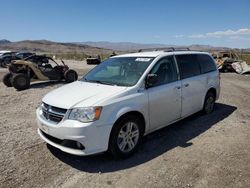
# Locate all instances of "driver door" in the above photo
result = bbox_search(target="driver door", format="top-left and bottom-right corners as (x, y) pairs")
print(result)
(147, 56), (181, 131)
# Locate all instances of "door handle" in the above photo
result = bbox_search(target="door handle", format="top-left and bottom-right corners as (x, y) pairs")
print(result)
(175, 86), (181, 89)
(184, 83), (189, 87)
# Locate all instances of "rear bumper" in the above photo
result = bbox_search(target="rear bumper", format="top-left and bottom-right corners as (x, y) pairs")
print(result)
(36, 108), (113, 156)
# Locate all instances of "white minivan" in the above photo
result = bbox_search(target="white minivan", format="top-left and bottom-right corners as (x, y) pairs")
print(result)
(36, 49), (220, 158)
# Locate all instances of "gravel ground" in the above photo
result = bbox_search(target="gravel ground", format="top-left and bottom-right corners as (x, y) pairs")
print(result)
(0, 62), (250, 188)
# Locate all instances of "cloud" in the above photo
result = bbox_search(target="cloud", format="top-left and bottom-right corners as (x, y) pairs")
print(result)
(174, 34), (184, 38)
(229, 36), (250, 40)
(189, 28), (250, 39)
(188, 34), (206, 39)
(153, 35), (161, 39)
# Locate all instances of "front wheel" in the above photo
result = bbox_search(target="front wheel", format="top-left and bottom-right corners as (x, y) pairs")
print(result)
(64, 70), (78, 83)
(109, 115), (143, 158)
(203, 92), (216, 114)
(12, 73), (30, 90)
(3, 73), (13, 87)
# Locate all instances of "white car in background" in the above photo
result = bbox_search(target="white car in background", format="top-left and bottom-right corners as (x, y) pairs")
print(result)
(0, 50), (11, 57)
(36, 48), (220, 158)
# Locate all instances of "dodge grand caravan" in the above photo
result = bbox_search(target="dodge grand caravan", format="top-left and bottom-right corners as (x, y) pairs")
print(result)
(36, 49), (220, 158)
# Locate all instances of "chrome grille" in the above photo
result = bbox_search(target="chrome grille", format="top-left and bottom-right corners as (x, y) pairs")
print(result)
(41, 103), (67, 123)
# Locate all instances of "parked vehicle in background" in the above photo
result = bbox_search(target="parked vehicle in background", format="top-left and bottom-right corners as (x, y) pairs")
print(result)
(212, 50), (250, 74)
(15, 52), (34, 59)
(86, 55), (101, 65)
(0, 50), (11, 56)
(0, 51), (16, 67)
(2, 55), (78, 90)
(36, 48), (220, 158)
(0, 51), (34, 68)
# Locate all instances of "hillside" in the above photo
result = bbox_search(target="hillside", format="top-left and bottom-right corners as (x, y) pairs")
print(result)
(79, 41), (172, 51)
(1, 40), (249, 61)
(0, 40), (114, 57)
(0, 39), (11, 44)
(79, 41), (236, 52)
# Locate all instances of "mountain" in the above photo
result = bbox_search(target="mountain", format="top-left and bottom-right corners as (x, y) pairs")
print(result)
(78, 41), (232, 52)
(0, 39), (11, 44)
(79, 41), (174, 51)
(0, 40), (113, 56)
(1, 40), (249, 56)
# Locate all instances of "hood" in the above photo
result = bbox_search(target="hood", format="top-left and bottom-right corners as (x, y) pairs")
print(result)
(42, 81), (127, 109)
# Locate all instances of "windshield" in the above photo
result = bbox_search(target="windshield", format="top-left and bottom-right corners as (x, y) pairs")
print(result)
(82, 57), (154, 86)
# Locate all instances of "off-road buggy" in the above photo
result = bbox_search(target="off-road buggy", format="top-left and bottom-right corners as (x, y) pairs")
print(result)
(3, 55), (78, 90)
(86, 55), (101, 65)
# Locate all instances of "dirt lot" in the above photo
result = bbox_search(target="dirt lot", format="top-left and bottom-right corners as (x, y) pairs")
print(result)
(0, 61), (250, 188)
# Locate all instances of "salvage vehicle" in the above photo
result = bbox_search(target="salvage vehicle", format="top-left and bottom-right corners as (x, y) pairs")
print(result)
(212, 50), (250, 74)
(2, 55), (78, 90)
(36, 48), (220, 158)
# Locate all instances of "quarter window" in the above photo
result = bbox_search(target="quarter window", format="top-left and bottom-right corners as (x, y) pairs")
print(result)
(176, 54), (201, 79)
(197, 54), (217, 73)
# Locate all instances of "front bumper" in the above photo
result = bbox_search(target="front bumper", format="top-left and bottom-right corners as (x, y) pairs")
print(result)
(36, 108), (112, 156)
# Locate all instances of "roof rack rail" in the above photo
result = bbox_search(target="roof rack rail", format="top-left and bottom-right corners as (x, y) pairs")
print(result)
(138, 47), (190, 52)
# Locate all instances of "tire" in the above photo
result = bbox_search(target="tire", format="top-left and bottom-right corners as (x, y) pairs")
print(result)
(12, 73), (30, 90)
(203, 91), (216, 114)
(1, 61), (7, 68)
(3, 73), (13, 87)
(64, 70), (78, 83)
(109, 115), (144, 158)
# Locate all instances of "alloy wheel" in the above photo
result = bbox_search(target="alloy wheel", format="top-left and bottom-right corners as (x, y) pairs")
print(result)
(117, 122), (140, 153)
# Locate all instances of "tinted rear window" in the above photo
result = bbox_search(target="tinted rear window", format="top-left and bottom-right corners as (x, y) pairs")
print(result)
(197, 54), (217, 73)
(176, 54), (201, 79)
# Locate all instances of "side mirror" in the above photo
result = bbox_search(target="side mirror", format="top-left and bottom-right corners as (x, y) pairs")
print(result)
(145, 74), (158, 89)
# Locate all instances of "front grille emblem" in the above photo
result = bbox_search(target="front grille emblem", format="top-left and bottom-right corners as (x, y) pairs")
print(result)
(41, 103), (66, 123)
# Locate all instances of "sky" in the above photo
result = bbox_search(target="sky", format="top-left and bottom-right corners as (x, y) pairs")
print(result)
(0, 0), (250, 48)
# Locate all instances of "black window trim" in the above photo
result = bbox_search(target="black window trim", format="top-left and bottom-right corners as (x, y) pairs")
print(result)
(175, 54), (202, 80)
(146, 55), (179, 88)
(196, 54), (217, 74)
(175, 53), (217, 80)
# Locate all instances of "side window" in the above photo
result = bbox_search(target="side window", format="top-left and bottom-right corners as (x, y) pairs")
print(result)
(16, 54), (23, 59)
(197, 54), (217, 73)
(176, 54), (200, 79)
(150, 56), (178, 86)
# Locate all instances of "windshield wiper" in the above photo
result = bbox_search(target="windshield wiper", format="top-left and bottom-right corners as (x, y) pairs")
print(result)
(83, 78), (116, 86)
(93, 80), (116, 86)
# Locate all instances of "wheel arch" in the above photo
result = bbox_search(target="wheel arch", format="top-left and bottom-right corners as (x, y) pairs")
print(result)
(115, 111), (145, 132)
(201, 87), (217, 110)
(109, 110), (146, 141)
(107, 110), (146, 153)
(207, 87), (216, 98)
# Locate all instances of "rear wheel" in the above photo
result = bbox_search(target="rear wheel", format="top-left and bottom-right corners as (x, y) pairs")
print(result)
(12, 73), (30, 90)
(64, 70), (78, 83)
(109, 115), (143, 158)
(203, 91), (216, 114)
(3, 73), (13, 87)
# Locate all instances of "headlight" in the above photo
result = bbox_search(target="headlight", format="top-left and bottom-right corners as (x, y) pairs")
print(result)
(68, 107), (102, 122)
